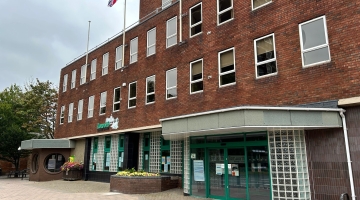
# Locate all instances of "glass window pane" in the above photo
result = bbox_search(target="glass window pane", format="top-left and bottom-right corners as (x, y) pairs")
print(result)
(148, 46), (155, 55)
(131, 38), (138, 53)
(167, 88), (177, 98)
(220, 72), (235, 85)
(147, 94), (155, 103)
(219, 10), (233, 23)
(253, 0), (271, 9)
(130, 83), (136, 98)
(147, 77), (155, 93)
(167, 69), (177, 88)
(167, 36), (177, 47)
(114, 88), (120, 102)
(301, 18), (326, 49)
(191, 148), (206, 197)
(219, 0), (231, 12)
(257, 61), (277, 76)
(191, 60), (202, 81)
(191, 24), (202, 36)
(303, 46), (330, 66)
(167, 18), (177, 36)
(129, 99), (136, 107)
(220, 50), (234, 69)
(207, 134), (244, 143)
(191, 5), (201, 25)
(256, 36), (274, 62)
(191, 82), (203, 93)
(148, 29), (156, 45)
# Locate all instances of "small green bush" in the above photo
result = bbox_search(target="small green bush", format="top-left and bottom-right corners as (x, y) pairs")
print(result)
(116, 168), (159, 177)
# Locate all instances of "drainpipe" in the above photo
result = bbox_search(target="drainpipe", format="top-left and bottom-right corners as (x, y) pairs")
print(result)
(339, 111), (356, 200)
(179, 0), (182, 43)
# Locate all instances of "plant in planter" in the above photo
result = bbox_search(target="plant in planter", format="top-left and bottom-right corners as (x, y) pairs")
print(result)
(60, 162), (84, 181)
(116, 168), (160, 177)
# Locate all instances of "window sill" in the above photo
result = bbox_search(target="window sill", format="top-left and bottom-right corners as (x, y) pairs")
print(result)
(146, 102), (155, 105)
(113, 110), (120, 113)
(166, 97), (177, 101)
(190, 90), (203, 95)
(190, 32), (203, 39)
(252, 1), (273, 11)
(302, 60), (331, 69)
(256, 72), (278, 79)
(147, 53), (156, 58)
(219, 82), (236, 88)
(166, 43), (178, 49)
(128, 106), (136, 109)
(217, 18), (234, 26)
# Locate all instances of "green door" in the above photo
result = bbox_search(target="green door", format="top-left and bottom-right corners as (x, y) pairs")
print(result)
(207, 147), (270, 200)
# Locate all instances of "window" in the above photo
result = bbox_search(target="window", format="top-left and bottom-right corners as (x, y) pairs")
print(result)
(115, 45), (123, 70)
(146, 75), (155, 104)
(63, 74), (68, 92)
(162, 0), (171, 9)
(217, 0), (233, 25)
(161, 137), (170, 173)
(68, 103), (73, 123)
(166, 16), (177, 48)
(92, 137), (98, 170)
(71, 69), (76, 89)
(130, 37), (138, 64)
(60, 106), (65, 124)
(190, 3), (202, 37)
(102, 53), (109, 75)
(166, 68), (177, 99)
(31, 154), (39, 173)
(88, 95), (94, 118)
(77, 99), (83, 121)
(104, 136), (111, 171)
(254, 33), (277, 78)
(44, 153), (65, 173)
(90, 59), (96, 80)
(118, 135), (125, 171)
(218, 48), (236, 86)
(128, 81), (137, 108)
(113, 87), (121, 112)
(252, 0), (272, 10)
(190, 59), (203, 93)
(147, 28), (156, 56)
(143, 133), (150, 172)
(80, 64), (86, 85)
(299, 16), (330, 68)
(100, 91), (107, 115)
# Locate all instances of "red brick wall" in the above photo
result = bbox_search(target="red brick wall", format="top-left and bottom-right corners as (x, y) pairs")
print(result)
(0, 157), (28, 175)
(56, 0), (360, 138)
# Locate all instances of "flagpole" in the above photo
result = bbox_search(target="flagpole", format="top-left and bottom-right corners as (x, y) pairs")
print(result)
(85, 21), (91, 68)
(122, 0), (126, 68)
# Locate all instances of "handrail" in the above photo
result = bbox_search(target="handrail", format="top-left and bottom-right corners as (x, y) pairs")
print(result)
(340, 193), (350, 200)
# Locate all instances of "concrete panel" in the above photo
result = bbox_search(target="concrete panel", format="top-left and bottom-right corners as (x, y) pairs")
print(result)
(219, 110), (245, 128)
(244, 110), (264, 126)
(21, 140), (33, 150)
(291, 111), (322, 126)
(70, 139), (86, 163)
(162, 118), (188, 134)
(188, 114), (219, 132)
(264, 110), (292, 126)
(322, 112), (342, 126)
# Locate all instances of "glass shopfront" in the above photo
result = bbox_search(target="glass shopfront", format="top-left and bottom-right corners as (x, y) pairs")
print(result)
(190, 132), (271, 200)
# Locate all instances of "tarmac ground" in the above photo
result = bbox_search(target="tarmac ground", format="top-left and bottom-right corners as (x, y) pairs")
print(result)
(0, 176), (209, 200)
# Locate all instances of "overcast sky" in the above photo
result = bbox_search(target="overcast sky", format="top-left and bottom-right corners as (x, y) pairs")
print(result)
(0, 0), (139, 91)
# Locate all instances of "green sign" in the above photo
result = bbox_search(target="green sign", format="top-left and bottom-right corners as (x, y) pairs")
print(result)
(97, 122), (110, 130)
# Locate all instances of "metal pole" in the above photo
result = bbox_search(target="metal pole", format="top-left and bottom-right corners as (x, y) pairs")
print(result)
(179, 0), (182, 43)
(122, 0), (126, 68)
(85, 21), (91, 68)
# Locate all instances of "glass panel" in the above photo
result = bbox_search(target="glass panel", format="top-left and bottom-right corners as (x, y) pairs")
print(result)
(144, 151), (149, 172)
(147, 94), (155, 103)
(209, 149), (225, 197)
(191, 24), (202, 36)
(219, 0), (231, 12)
(246, 133), (267, 141)
(207, 135), (244, 143)
(301, 18), (326, 49)
(131, 38), (138, 53)
(220, 72), (235, 85)
(147, 76), (155, 93)
(167, 88), (177, 98)
(220, 49), (234, 70)
(191, 137), (205, 144)
(303, 46), (330, 66)
(219, 10), (233, 23)
(161, 150), (170, 172)
(191, 60), (202, 81)
(253, 0), (271, 9)
(118, 151), (124, 171)
(191, 5), (201, 25)
(167, 36), (177, 47)
(148, 46), (155, 55)
(191, 148), (206, 197)
(191, 82), (203, 93)
(247, 146), (271, 199)
(104, 152), (110, 171)
(228, 148), (246, 199)
(257, 61), (277, 76)
(148, 29), (156, 45)
(114, 88), (120, 102)
(130, 83), (136, 98)
(256, 36), (274, 62)
(129, 99), (136, 107)
(167, 18), (177, 36)
(105, 137), (111, 149)
(167, 69), (177, 88)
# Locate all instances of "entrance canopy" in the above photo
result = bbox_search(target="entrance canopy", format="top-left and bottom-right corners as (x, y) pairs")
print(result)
(21, 139), (75, 150)
(160, 106), (343, 140)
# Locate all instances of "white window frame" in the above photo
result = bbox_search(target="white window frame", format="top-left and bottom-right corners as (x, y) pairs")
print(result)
(146, 75), (156, 104)
(100, 91), (107, 115)
(80, 65), (87, 85)
(88, 95), (94, 118)
(254, 33), (277, 79)
(60, 105), (65, 124)
(115, 46), (123, 70)
(102, 53), (109, 76)
(217, 0), (234, 25)
(113, 87), (121, 112)
(190, 59), (203, 94)
(77, 99), (83, 121)
(251, 0), (272, 11)
(128, 81), (137, 109)
(130, 37), (138, 64)
(189, 3), (202, 38)
(166, 16), (177, 48)
(299, 16), (331, 68)
(218, 47), (236, 87)
(147, 28), (156, 57)
(71, 70), (76, 89)
(90, 59), (97, 81)
(63, 74), (68, 92)
(68, 103), (74, 123)
(166, 68), (177, 100)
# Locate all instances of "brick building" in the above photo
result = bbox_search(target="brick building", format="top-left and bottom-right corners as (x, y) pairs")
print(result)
(22, 0), (360, 199)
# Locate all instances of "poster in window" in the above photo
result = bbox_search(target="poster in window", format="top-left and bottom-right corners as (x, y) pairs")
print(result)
(162, 156), (165, 164)
(145, 154), (148, 160)
(106, 153), (110, 167)
(216, 163), (222, 175)
(193, 160), (205, 181)
(48, 159), (56, 169)
(57, 155), (62, 161)
(166, 156), (171, 164)
(164, 164), (169, 172)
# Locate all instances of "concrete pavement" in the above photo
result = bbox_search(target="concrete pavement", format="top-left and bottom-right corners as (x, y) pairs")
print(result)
(0, 176), (207, 200)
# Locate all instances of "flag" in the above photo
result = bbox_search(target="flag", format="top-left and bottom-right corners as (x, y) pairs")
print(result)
(108, 0), (117, 7)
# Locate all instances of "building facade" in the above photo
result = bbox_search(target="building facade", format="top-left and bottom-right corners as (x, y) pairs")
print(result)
(52, 0), (360, 200)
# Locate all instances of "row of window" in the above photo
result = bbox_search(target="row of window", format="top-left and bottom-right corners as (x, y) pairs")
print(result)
(60, 15), (331, 124)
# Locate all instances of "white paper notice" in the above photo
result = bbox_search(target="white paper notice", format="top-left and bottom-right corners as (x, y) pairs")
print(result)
(164, 164), (169, 172)
(193, 160), (205, 181)
(216, 163), (222, 175)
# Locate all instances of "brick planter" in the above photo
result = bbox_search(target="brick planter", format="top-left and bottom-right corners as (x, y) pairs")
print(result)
(62, 170), (83, 181)
(110, 175), (179, 194)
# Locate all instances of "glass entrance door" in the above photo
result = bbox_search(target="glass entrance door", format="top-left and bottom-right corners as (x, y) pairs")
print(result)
(227, 148), (246, 199)
(209, 149), (226, 197)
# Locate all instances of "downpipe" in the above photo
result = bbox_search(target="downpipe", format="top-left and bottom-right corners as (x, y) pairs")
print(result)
(340, 111), (356, 200)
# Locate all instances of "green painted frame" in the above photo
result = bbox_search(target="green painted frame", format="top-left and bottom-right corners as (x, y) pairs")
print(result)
(118, 134), (125, 171)
(103, 136), (111, 171)
(142, 133), (150, 171)
(92, 137), (98, 171)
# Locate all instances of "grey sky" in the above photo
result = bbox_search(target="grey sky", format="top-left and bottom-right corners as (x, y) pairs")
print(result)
(0, 0), (139, 91)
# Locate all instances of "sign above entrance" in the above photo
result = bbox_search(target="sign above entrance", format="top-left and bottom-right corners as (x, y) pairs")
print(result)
(97, 115), (119, 130)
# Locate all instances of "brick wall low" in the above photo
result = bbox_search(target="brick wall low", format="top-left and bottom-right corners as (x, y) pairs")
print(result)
(0, 157), (28, 175)
(110, 175), (179, 194)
